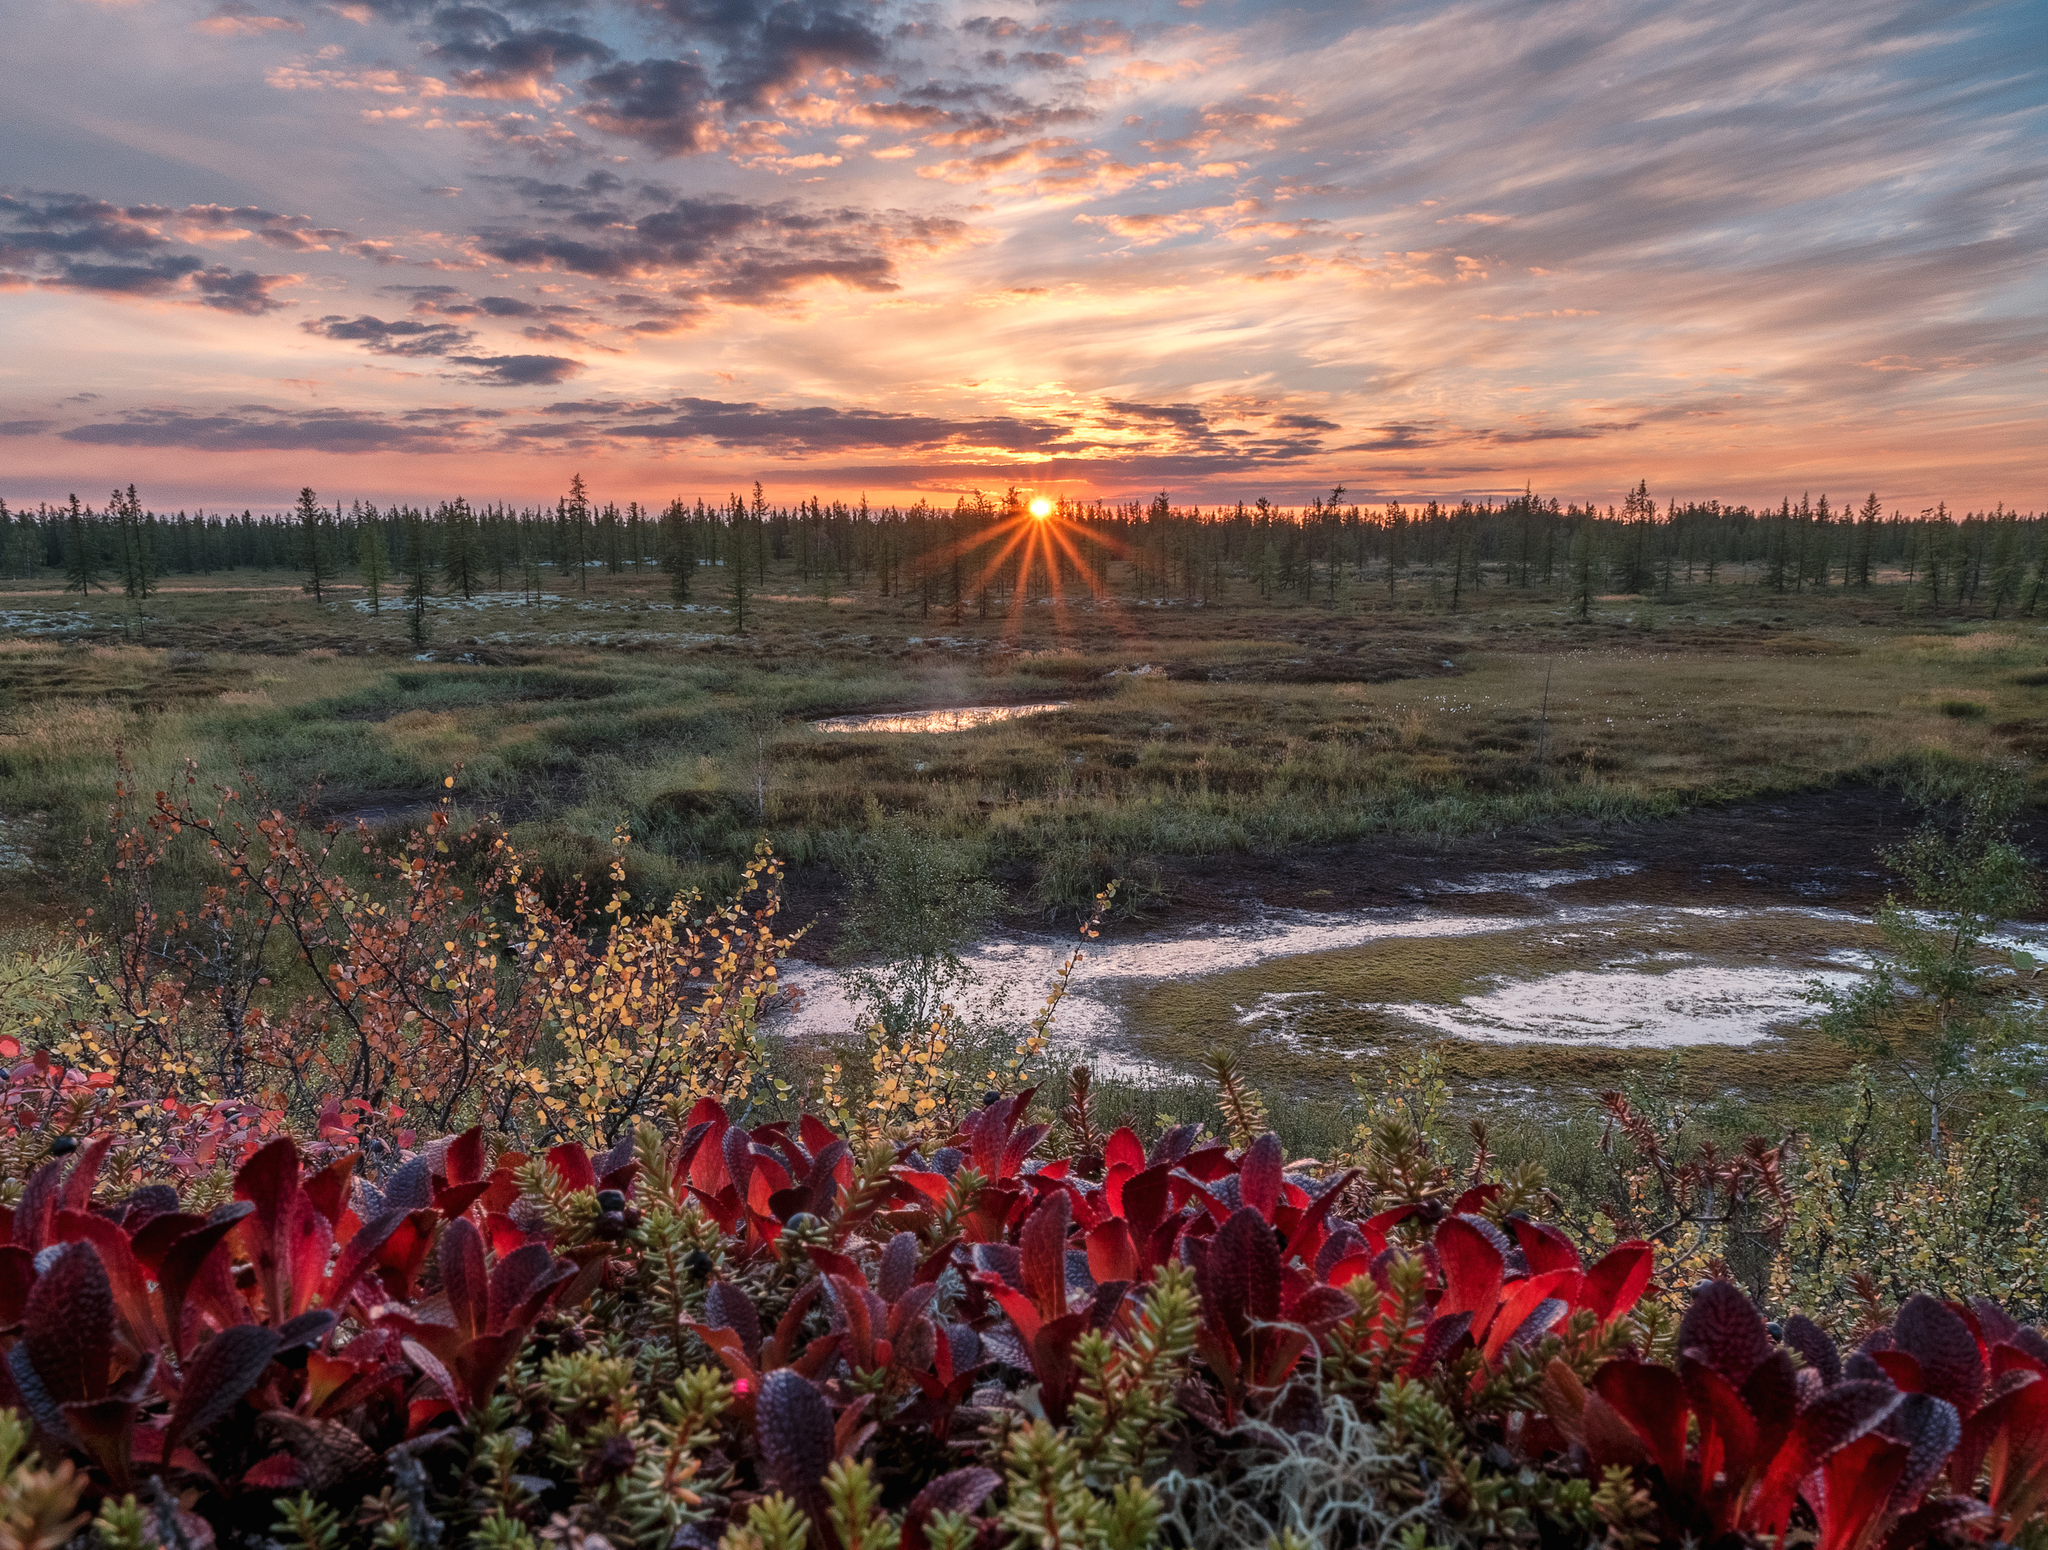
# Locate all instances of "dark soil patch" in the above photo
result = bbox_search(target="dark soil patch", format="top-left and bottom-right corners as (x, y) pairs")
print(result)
(776, 782), (2048, 960)
(1148, 784), (1999, 925)
(1164, 646), (1464, 684)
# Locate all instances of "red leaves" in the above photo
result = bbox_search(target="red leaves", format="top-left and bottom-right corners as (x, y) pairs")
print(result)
(1085, 1218), (1140, 1284)
(18, 1242), (115, 1411)
(234, 1136), (336, 1323)
(756, 1368), (838, 1529)
(385, 1222), (572, 1419)
(1889, 1294), (1986, 1413)
(1579, 1241), (1653, 1325)
(1977, 1367), (2048, 1530)
(1237, 1133), (1284, 1221)
(1678, 1277), (1774, 1384)
(1585, 1359), (1689, 1481)
(546, 1142), (598, 1193)
(959, 1089), (1049, 1182)
(1435, 1214), (1507, 1322)
(1187, 1206), (1285, 1420)
(1571, 1279), (2011, 1548)
(1017, 1189), (1071, 1329)
(969, 1192), (1103, 1421)
(901, 1467), (1001, 1550)
(163, 1325), (282, 1459)
(16, 1094), (2048, 1550)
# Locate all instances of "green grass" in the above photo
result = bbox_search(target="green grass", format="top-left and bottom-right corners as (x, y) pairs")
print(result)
(1, 564), (2043, 930)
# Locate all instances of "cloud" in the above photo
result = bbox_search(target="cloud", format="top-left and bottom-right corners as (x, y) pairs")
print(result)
(580, 56), (716, 153)
(148, 204), (351, 249)
(193, 2), (303, 36)
(301, 313), (477, 354)
(192, 266), (296, 314)
(57, 405), (473, 453)
(448, 352), (585, 384)
(0, 191), (316, 311)
(377, 284), (591, 325)
(41, 255), (205, 298)
(1106, 400), (1209, 430)
(1482, 422), (1640, 444)
(1338, 425), (1446, 452)
(526, 395), (1080, 452)
(425, 10), (614, 98)
(635, 0), (886, 109)
(470, 181), (974, 302)
(0, 421), (54, 436)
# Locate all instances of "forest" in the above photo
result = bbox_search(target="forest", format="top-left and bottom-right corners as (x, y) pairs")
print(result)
(11, 480), (2039, 624)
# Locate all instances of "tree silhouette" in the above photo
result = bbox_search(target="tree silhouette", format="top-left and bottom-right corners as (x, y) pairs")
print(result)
(297, 487), (332, 603)
(62, 494), (104, 595)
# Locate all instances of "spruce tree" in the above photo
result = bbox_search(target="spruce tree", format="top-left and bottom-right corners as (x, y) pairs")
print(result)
(1765, 500), (1791, 592)
(728, 492), (749, 634)
(113, 485), (155, 605)
(1568, 520), (1597, 621)
(62, 495), (104, 594)
(404, 510), (434, 647)
(566, 473), (591, 592)
(603, 502), (623, 574)
(441, 497), (482, 599)
(1988, 515), (2022, 618)
(1854, 493), (1881, 588)
(297, 487), (332, 602)
(358, 514), (387, 613)
(661, 497), (693, 603)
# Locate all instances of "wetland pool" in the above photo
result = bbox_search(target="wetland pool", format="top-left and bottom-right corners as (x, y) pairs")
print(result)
(771, 787), (2048, 1118)
(771, 882), (1915, 1113)
(812, 702), (1069, 734)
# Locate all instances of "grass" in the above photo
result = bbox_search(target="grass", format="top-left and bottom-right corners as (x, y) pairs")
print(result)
(1, 564), (2041, 933)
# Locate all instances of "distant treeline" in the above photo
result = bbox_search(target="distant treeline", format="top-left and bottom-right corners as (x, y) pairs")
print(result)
(7, 477), (2044, 617)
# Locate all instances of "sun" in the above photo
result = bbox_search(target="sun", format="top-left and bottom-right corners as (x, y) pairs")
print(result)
(1028, 497), (1054, 519)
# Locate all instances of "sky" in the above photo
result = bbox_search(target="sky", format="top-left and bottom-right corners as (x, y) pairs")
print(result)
(2, 0), (2043, 512)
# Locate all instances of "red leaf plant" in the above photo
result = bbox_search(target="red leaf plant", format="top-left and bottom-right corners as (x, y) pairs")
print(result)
(1541, 1279), (2048, 1549)
(0, 1125), (578, 1532)
(5, 1088), (2048, 1550)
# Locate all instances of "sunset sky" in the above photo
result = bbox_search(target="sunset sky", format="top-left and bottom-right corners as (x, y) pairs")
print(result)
(3, 0), (2042, 511)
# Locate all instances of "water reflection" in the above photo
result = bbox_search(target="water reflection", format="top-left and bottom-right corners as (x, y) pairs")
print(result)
(814, 702), (1069, 734)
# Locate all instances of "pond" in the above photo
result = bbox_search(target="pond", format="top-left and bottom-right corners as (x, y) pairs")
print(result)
(813, 702), (1069, 734)
(776, 891), (1870, 1066)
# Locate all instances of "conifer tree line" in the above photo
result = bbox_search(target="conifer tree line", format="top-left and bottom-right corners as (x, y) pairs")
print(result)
(5, 476), (2043, 617)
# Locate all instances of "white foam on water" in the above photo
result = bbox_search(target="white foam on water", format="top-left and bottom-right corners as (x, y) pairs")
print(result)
(775, 908), (1536, 1049)
(765, 899), (1937, 1066)
(1384, 961), (1864, 1046)
(1431, 865), (1640, 893)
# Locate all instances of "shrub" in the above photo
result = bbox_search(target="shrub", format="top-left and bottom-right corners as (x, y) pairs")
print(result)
(61, 765), (801, 1152)
(0, 1086), (2042, 1549)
